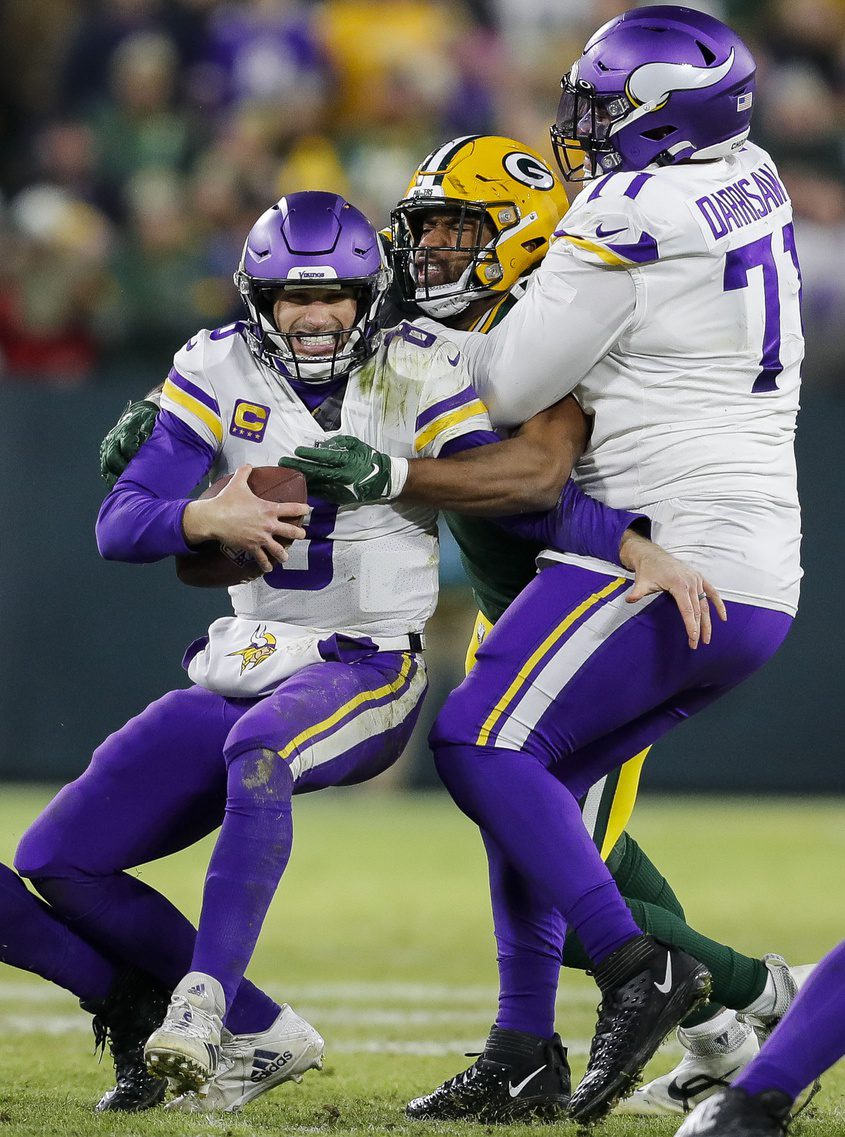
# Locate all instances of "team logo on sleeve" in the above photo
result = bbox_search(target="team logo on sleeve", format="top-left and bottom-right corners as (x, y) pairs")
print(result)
(230, 400), (270, 442)
(228, 626), (277, 673)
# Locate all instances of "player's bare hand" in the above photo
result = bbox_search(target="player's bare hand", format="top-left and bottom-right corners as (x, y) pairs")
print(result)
(619, 530), (727, 649)
(183, 464), (308, 570)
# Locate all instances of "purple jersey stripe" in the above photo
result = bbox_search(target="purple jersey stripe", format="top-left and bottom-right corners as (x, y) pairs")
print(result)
(438, 430), (500, 457)
(280, 654), (420, 762)
(624, 172), (653, 199)
(484, 579), (626, 749)
(415, 385), (479, 432)
(167, 368), (220, 415)
(606, 230), (659, 264)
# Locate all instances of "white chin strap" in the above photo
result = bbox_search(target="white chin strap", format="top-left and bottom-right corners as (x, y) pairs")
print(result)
(413, 260), (479, 319)
(262, 320), (359, 383)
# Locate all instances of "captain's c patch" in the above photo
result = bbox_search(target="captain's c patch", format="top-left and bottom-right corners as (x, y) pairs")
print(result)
(230, 400), (270, 442)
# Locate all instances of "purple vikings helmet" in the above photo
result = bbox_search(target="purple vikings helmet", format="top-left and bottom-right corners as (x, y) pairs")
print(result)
(551, 6), (756, 181)
(235, 191), (389, 382)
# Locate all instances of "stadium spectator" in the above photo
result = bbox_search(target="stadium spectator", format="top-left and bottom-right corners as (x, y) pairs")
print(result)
(0, 0), (841, 384)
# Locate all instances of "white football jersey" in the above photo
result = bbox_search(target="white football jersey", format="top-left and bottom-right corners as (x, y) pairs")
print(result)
(160, 322), (490, 647)
(456, 143), (803, 615)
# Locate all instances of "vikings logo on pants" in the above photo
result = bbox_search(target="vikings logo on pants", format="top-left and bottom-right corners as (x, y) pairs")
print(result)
(228, 626), (278, 674)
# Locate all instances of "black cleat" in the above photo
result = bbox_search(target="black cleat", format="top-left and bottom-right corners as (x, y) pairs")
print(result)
(568, 935), (712, 1124)
(81, 967), (172, 1112)
(406, 1028), (570, 1123)
(675, 1086), (793, 1135)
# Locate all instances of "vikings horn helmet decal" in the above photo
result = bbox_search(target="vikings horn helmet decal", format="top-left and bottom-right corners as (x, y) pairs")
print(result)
(625, 50), (736, 110)
(551, 6), (756, 181)
(390, 135), (569, 318)
(235, 191), (390, 383)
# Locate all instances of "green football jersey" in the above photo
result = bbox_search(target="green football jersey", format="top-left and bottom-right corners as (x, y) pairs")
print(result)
(440, 287), (542, 624)
(443, 511), (543, 624)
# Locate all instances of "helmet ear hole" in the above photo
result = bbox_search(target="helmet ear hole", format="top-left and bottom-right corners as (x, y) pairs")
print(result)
(641, 125), (676, 141)
(695, 40), (717, 65)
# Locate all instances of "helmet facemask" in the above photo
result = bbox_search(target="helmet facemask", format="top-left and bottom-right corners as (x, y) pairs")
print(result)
(236, 271), (386, 384)
(390, 199), (504, 318)
(551, 73), (632, 182)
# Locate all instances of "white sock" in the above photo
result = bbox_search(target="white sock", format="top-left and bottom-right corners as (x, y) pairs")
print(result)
(740, 972), (777, 1017)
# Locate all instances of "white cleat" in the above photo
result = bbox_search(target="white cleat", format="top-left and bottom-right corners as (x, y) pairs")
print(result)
(165, 1003), (325, 1113)
(737, 956), (822, 1112)
(737, 954), (800, 1043)
(144, 971), (225, 1093)
(617, 1008), (759, 1116)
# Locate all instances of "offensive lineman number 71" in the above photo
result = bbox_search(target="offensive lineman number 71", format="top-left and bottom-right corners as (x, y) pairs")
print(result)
(724, 222), (802, 394)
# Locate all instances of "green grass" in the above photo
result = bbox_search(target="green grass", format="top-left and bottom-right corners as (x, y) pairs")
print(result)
(0, 787), (843, 1136)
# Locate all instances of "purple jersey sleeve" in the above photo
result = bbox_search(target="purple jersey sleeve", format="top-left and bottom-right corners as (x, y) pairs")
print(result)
(96, 409), (215, 563)
(435, 427), (649, 564)
(498, 480), (650, 565)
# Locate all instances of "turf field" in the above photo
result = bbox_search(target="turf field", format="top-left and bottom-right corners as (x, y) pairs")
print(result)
(0, 787), (842, 1137)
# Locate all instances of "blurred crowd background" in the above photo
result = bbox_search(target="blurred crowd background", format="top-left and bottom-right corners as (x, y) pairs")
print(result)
(1, 0), (843, 388)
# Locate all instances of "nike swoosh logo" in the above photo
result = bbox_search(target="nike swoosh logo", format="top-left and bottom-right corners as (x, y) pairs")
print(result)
(654, 955), (673, 994)
(359, 461), (380, 484)
(508, 1064), (547, 1097)
(595, 224), (626, 239)
(666, 1067), (741, 1104)
(447, 351), (461, 367)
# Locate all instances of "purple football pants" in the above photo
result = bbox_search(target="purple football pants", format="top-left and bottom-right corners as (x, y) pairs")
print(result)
(16, 649), (425, 1027)
(736, 939), (845, 1101)
(0, 860), (116, 1002)
(430, 564), (792, 1037)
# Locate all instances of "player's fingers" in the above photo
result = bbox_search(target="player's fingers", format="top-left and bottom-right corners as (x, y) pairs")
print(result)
(275, 501), (310, 520)
(292, 445), (347, 467)
(699, 591), (713, 645)
(703, 579), (728, 622)
(671, 582), (700, 649)
(273, 521), (306, 543)
(253, 546), (275, 573)
(626, 580), (648, 603)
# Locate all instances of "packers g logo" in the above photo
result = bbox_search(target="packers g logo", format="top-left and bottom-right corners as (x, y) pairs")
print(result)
(502, 152), (556, 190)
(230, 399), (270, 442)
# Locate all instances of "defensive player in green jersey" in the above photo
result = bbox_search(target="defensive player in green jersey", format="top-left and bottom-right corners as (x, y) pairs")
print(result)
(100, 137), (804, 1118)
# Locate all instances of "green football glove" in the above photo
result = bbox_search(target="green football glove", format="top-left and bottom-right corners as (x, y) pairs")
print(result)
(279, 435), (408, 504)
(99, 399), (160, 488)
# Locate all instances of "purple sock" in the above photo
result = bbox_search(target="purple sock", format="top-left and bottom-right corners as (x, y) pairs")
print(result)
(566, 879), (641, 965)
(0, 862), (115, 1001)
(736, 939), (845, 1101)
(483, 830), (563, 1037)
(191, 748), (294, 1016)
(436, 745), (642, 997)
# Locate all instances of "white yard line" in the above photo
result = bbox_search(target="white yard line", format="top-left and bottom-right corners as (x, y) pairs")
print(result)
(0, 978), (600, 1008)
(0, 1015), (621, 1057)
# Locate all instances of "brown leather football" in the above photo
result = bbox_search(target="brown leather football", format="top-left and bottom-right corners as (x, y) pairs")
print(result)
(175, 465), (308, 588)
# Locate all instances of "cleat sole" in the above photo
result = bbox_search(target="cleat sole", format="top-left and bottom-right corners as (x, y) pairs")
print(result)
(146, 1049), (211, 1093)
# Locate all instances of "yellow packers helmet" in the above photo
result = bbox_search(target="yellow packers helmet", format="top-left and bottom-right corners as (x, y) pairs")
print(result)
(390, 134), (569, 318)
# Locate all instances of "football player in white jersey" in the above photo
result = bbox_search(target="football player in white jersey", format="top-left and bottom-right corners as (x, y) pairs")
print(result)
(280, 8), (804, 1125)
(387, 135), (802, 1122)
(15, 190), (668, 1112)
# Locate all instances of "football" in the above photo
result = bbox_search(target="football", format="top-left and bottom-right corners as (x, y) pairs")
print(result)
(175, 465), (308, 588)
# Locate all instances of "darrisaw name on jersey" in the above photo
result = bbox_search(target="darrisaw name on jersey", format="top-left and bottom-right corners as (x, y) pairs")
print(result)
(695, 162), (788, 240)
